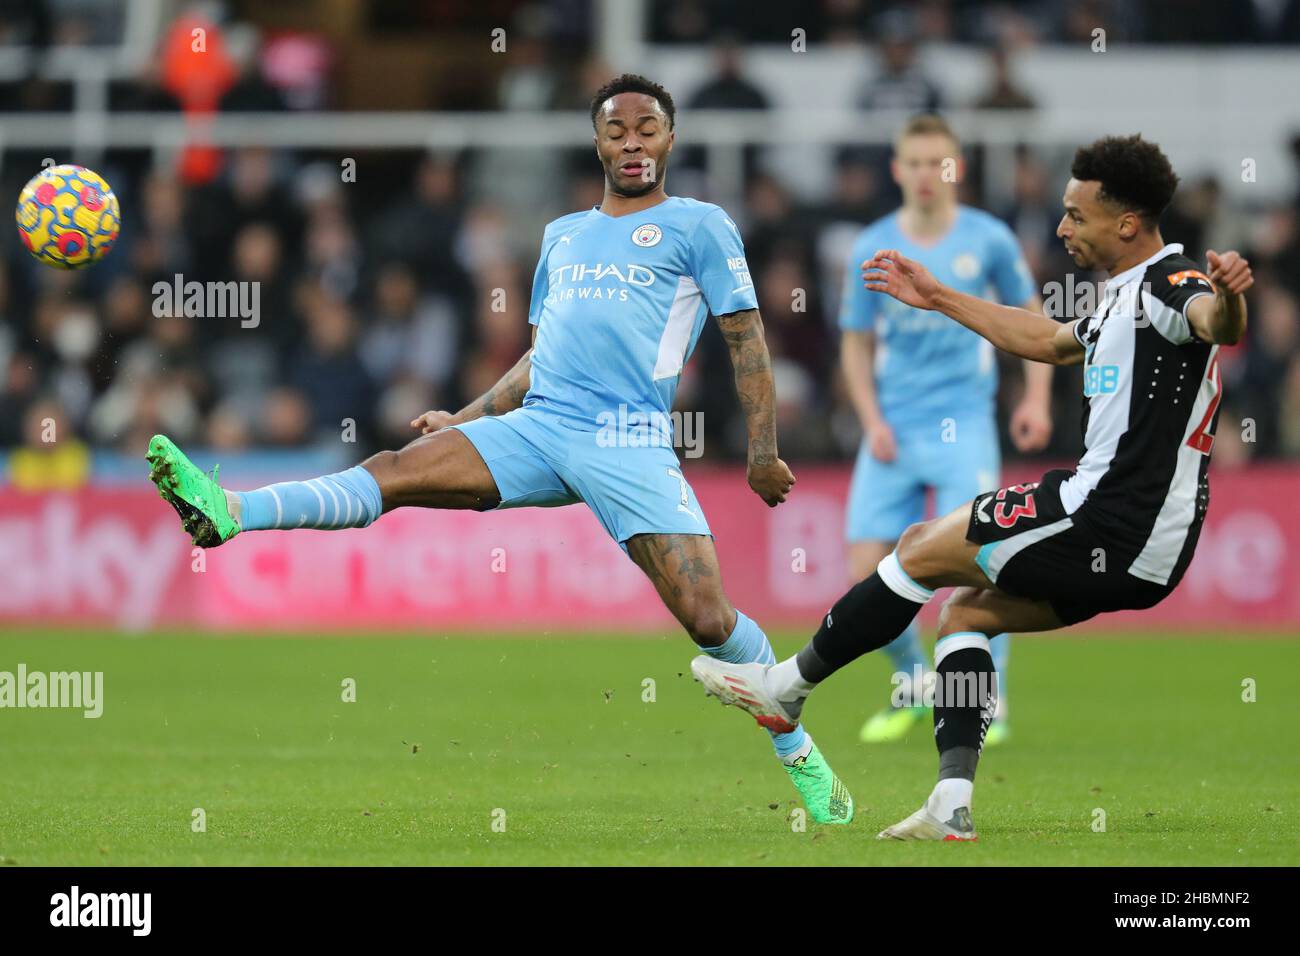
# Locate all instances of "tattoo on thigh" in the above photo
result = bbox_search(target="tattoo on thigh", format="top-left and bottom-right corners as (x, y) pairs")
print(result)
(629, 534), (715, 598)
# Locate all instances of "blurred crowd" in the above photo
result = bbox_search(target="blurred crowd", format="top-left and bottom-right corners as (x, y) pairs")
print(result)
(649, 0), (1300, 45)
(6, 0), (1300, 49)
(2, 2), (1300, 480)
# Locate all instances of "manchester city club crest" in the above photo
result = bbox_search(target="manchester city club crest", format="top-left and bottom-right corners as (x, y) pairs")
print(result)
(631, 223), (662, 247)
(952, 252), (980, 280)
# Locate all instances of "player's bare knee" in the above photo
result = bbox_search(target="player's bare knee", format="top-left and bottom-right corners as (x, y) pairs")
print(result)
(893, 522), (921, 564)
(682, 599), (733, 647)
(895, 520), (938, 581)
(688, 613), (731, 647)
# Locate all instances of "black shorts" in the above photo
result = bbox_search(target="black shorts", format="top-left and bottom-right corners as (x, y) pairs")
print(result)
(965, 469), (1176, 625)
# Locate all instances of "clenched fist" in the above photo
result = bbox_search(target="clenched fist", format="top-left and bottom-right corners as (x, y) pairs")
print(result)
(748, 458), (796, 507)
(1205, 250), (1253, 296)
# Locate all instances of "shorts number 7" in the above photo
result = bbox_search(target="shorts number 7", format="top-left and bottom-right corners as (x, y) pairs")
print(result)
(666, 467), (690, 505)
(1186, 352), (1222, 455)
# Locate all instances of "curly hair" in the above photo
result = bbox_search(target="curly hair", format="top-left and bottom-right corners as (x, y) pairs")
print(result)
(589, 73), (676, 131)
(1071, 134), (1180, 224)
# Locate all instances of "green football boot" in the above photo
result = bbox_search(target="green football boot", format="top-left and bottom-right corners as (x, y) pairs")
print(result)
(145, 434), (239, 548)
(858, 704), (929, 744)
(984, 717), (1010, 748)
(784, 739), (854, 825)
(689, 656), (854, 825)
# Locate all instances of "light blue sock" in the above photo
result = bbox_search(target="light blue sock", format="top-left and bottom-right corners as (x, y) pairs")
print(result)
(702, 610), (808, 760)
(989, 632), (1010, 715)
(882, 620), (927, 707)
(237, 465), (383, 531)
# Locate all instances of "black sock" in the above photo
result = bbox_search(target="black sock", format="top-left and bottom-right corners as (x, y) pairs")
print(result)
(933, 645), (999, 783)
(795, 571), (927, 684)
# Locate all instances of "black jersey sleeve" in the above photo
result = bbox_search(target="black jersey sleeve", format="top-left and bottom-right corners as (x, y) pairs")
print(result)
(1140, 256), (1216, 345)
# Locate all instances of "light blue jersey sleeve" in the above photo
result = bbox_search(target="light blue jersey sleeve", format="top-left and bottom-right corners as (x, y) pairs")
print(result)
(838, 228), (880, 332)
(987, 220), (1036, 306)
(688, 209), (758, 316)
(527, 235), (553, 326)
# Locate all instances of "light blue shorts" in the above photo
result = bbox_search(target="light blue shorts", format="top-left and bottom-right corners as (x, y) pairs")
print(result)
(452, 406), (711, 548)
(846, 415), (1001, 543)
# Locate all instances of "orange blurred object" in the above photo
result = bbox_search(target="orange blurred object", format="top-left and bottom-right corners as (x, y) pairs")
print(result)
(158, 15), (238, 186)
(159, 15), (237, 111)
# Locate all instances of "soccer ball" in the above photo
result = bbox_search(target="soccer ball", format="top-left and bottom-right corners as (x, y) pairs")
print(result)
(15, 164), (120, 269)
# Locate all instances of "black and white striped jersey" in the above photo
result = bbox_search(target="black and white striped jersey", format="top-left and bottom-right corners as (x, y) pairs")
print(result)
(1058, 243), (1221, 588)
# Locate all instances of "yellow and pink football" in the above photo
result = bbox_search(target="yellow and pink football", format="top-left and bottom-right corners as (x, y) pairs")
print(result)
(15, 164), (120, 269)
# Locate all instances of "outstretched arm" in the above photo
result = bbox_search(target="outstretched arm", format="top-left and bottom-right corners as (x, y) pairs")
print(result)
(1186, 249), (1252, 345)
(412, 327), (537, 433)
(716, 307), (795, 507)
(863, 250), (1083, 366)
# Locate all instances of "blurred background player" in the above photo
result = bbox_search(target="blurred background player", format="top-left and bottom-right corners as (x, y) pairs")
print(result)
(839, 114), (1052, 745)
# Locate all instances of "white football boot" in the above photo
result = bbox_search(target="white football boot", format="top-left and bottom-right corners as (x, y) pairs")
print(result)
(877, 803), (978, 841)
(689, 657), (800, 734)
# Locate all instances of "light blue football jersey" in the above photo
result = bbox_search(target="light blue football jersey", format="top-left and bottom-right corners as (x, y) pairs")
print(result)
(524, 196), (757, 432)
(840, 205), (1036, 427)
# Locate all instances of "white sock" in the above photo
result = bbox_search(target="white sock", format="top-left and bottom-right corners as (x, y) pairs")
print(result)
(224, 490), (242, 526)
(926, 778), (974, 821)
(767, 656), (815, 704)
(781, 733), (815, 766)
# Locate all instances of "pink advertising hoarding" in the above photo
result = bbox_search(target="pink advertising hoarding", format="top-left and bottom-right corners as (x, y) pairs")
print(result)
(1, 465), (1297, 632)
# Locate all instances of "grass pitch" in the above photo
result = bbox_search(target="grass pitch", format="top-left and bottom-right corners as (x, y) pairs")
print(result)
(0, 631), (1296, 866)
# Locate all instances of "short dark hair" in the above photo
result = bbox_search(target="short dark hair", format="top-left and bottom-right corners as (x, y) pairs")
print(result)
(589, 73), (676, 130)
(1071, 134), (1179, 224)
